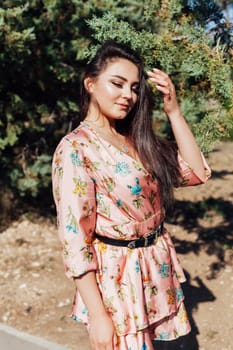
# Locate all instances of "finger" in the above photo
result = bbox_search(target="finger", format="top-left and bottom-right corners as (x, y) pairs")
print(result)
(147, 68), (164, 75)
(91, 342), (100, 350)
(147, 70), (175, 99)
(147, 70), (168, 81)
(147, 74), (172, 89)
(91, 340), (105, 350)
(149, 78), (171, 93)
(147, 69), (172, 84)
(148, 76), (170, 86)
(152, 68), (170, 79)
(164, 93), (172, 101)
(155, 84), (171, 95)
(113, 334), (118, 347)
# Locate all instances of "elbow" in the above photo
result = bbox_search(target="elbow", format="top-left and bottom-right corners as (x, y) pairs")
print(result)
(196, 167), (211, 184)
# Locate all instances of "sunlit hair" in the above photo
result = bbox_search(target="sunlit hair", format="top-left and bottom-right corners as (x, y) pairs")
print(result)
(79, 40), (180, 210)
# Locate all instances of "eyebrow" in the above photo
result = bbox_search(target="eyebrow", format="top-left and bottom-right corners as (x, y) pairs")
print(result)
(110, 74), (139, 85)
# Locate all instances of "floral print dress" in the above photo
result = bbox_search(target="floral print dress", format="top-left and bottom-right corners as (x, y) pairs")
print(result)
(52, 122), (211, 350)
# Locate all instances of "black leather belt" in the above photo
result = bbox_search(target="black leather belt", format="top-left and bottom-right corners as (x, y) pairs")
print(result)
(95, 222), (164, 249)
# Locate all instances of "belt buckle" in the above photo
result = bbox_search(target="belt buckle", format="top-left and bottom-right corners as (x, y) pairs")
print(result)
(153, 231), (158, 245)
(127, 240), (136, 249)
(144, 237), (149, 247)
(144, 232), (158, 247)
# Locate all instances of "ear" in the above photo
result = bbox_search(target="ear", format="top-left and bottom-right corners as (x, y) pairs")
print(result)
(84, 77), (95, 94)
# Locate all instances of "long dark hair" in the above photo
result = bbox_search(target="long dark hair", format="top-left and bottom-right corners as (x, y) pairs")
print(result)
(79, 40), (180, 210)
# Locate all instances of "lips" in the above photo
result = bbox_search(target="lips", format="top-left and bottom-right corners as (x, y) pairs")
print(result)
(116, 103), (129, 109)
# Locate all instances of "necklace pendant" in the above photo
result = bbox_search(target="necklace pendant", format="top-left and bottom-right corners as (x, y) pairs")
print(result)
(120, 143), (129, 154)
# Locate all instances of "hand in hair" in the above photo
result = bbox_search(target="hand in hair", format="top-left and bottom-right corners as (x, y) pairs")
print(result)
(148, 68), (207, 181)
(147, 68), (180, 118)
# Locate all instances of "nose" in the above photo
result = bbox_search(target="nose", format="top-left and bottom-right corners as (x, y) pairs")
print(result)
(122, 85), (133, 100)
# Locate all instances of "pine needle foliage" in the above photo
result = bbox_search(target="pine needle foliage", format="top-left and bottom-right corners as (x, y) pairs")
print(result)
(0, 0), (232, 203)
(87, 10), (233, 153)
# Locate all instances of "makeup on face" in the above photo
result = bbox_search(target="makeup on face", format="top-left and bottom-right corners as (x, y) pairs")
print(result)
(87, 58), (140, 122)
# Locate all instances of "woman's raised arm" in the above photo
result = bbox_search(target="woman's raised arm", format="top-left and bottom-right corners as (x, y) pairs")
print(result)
(147, 68), (206, 181)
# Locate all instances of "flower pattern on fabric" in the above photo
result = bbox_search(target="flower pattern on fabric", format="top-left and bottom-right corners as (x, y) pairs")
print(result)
(156, 332), (171, 341)
(128, 177), (142, 195)
(52, 122), (211, 350)
(115, 162), (131, 176)
(103, 177), (116, 192)
(128, 177), (145, 209)
(135, 260), (140, 273)
(65, 206), (78, 234)
(166, 288), (176, 305)
(149, 285), (158, 297)
(73, 177), (87, 197)
(177, 304), (189, 324)
(82, 156), (100, 172)
(70, 151), (82, 166)
(176, 288), (184, 303)
(158, 262), (170, 278)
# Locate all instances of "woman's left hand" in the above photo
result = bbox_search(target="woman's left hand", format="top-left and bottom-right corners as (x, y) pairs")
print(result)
(147, 68), (180, 118)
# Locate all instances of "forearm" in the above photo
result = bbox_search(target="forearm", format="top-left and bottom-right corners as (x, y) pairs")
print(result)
(74, 270), (107, 318)
(74, 271), (117, 349)
(168, 109), (206, 181)
(147, 68), (206, 181)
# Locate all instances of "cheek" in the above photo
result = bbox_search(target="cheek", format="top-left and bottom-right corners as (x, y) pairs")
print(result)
(93, 81), (115, 100)
(103, 84), (119, 98)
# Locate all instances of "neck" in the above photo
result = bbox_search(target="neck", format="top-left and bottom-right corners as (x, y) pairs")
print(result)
(83, 116), (140, 161)
(84, 115), (117, 135)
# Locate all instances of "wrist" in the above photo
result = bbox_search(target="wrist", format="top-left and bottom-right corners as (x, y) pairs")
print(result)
(166, 108), (183, 121)
(89, 305), (108, 319)
(88, 309), (109, 321)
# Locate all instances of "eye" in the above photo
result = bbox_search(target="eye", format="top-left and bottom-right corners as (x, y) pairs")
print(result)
(132, 85), (139, 95)
(112, 81), (123, 88)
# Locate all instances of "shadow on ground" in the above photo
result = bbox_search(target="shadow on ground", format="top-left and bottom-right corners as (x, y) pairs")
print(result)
(167, 190), (233, 279)
(182, 271), (216, 350)
(152, 270), (216, 350)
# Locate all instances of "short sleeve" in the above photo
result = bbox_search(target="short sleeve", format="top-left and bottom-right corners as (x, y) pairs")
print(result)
(52, 137), (97, 279)
(178, 152), (211, 187)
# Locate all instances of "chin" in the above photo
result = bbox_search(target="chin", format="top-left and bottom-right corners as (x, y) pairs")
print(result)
(115, 113), (129, 120)
(106, 114), (127, 121)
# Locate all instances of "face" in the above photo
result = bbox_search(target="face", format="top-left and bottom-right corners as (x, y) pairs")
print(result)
(85, 58), (139, 122)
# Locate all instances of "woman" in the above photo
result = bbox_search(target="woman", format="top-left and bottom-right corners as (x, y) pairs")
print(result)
(52, 40), (210, 350)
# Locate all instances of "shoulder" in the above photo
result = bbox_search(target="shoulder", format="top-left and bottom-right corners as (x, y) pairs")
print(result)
(52, 124), (92, 170)
(53, 123), (97, 181)
(56, 123), (92, 154)
(63, 123), (91, 145)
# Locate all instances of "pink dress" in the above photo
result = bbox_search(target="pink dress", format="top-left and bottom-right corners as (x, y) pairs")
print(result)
(52, 122), (211, 350)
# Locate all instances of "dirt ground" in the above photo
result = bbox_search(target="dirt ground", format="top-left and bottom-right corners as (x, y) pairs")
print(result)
(0, 142), (232, 350)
